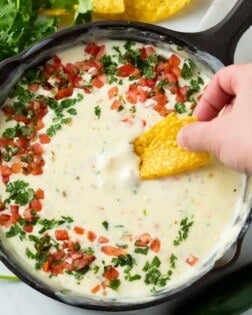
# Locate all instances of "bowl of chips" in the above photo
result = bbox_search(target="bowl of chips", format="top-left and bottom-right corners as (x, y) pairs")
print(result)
(0, 0), (252, 311)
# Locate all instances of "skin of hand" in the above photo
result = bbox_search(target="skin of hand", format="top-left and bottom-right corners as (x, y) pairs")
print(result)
(177, 63), (252, 175)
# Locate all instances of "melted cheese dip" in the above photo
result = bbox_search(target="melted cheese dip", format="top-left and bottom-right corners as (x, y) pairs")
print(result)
(0, 40), (248, 303)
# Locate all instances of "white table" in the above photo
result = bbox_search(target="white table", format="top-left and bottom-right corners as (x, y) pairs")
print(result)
(1, 1), (252, 314)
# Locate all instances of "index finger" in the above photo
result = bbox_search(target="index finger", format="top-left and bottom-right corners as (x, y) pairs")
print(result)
(194, 64), (246, 121)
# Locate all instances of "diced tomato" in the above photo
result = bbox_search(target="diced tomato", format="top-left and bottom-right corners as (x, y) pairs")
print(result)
(10, 163), (21, 174)
(51, 263), (64, 275)
(39, 133), (51, 144)
(10, 204), (20, 223)
(150, 238), (161, 253)
(179, 86), (188, 96)
(103, 265), (119, 280)
(72, 258), (86, 270)
(31, 143), (43, 155)
(175, 93), (186, 103)
(95, 44), (106, 60)
(74, 226), (84, 235)
(23, 207), (33, 221)
(140, 46), (156, 60)
(0, 137), (11, 148)
(55, 229), (69, 241)
(55, 84), (73, 100)
(42, 261), (51, 273)
(0, 214), (11, 226)
(170, 86), (179, 95)
(91, 284), (101, 294)
(108, 85), (118, 99)
(120, 117), (133, 124)
(15, 137), (29, 154)
(28, 83), (40, 92)
(171, 66), (181, 80)
(35, 119), (45, 131)
(137, 86), (148, 103)
(97, 236), (109, 243)
(71, 252), (83, 260)
(110, 99), (122, 110)
(91, 77), (104, 89)
(85, 42), (101, 56)
(169, 54), (181, 67)
(87, 230), (97, 242)
(35, 188), (44, 199)
(126, 84), (138, 104)
(43, 63), (56, 79)
(163, 62), (172, 74)
(153, 104), (173, 117)
(166, 73), (177, 83)
(84, 87), (91, 94)
(139, 77), (156, 88)
(2, 175), (10, 184)
(1, 165), (11, 176)
(29, 198), (42, 211)
(23, 224), (33, 233)
(135, 233), (152, 247)
(53, 55), (62, 70)
(101, 246), (127, 256)
(152, 92), (168, 107)
(185, 254), (198, 266)
(117, 63), (136, 77)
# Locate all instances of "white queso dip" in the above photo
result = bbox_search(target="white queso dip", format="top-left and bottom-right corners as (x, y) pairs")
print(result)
(0, 40), (248, 302)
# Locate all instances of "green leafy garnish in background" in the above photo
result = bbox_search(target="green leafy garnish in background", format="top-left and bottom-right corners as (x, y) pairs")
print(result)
(0, 0), (92, 62)
(0, 274), (20, 281)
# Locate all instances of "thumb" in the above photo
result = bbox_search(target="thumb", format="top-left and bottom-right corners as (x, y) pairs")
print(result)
(177, 121), (218, 154)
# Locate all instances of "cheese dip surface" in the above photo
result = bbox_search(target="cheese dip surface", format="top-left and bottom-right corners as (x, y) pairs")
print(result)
(0, 40), (247, 302)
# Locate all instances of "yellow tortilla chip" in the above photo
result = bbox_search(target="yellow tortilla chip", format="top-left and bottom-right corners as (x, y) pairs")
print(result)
(93, 0), (125, 14)
(134, 113), (211, 179)
(134, 112), (178, 156)
(94, 0), (191, 22)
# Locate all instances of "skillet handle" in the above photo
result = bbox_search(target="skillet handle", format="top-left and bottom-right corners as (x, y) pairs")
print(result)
(169, 0), (252, 65)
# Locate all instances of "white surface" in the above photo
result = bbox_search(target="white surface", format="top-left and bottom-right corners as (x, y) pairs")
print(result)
(1, 1), (252, 314)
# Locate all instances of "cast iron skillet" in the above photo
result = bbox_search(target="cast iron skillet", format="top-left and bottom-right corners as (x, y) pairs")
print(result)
(0, 0), (252, 311)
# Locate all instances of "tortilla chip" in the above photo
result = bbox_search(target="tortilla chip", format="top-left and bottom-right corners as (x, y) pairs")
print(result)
(134, 113), (211, 179)
(93, 0), (125, 14)
(94, 0), (191, 22)
(134, 112), (178, 156)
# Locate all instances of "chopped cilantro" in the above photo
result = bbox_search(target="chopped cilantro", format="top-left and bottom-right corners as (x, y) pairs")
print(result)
(2, 145), (19, 162)
(186, 79), (201, 100)
(143, 256), (169, 287)
(102, 220), (109, 230)
(3, 124), (34, 139)
(38, 216), (74, 234)
(112, 254), (135, 268)
(6, 224), (26, 240)
(174, 102), (187, 114)
(124, 40), (135, 51)
(5, 180), (34, 206)
(134, 246), (149, 255)
(94, 105), (101, 119)
(173, 216), (194, 246)
(109, 279), (121, 291)
(181, 59), (195, 79)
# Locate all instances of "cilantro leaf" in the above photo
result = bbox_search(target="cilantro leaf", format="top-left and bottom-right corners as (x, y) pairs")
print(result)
(5, 180), (35, 206)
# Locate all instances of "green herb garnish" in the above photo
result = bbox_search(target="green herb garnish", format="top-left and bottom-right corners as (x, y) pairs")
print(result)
(5, 180), (34, 206)
(181, 59), (195, 79)
(94, 105), (101, 119)
(173, 216), (194, 246)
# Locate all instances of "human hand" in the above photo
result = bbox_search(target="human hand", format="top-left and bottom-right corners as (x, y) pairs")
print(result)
(177, 64), (252, 175)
